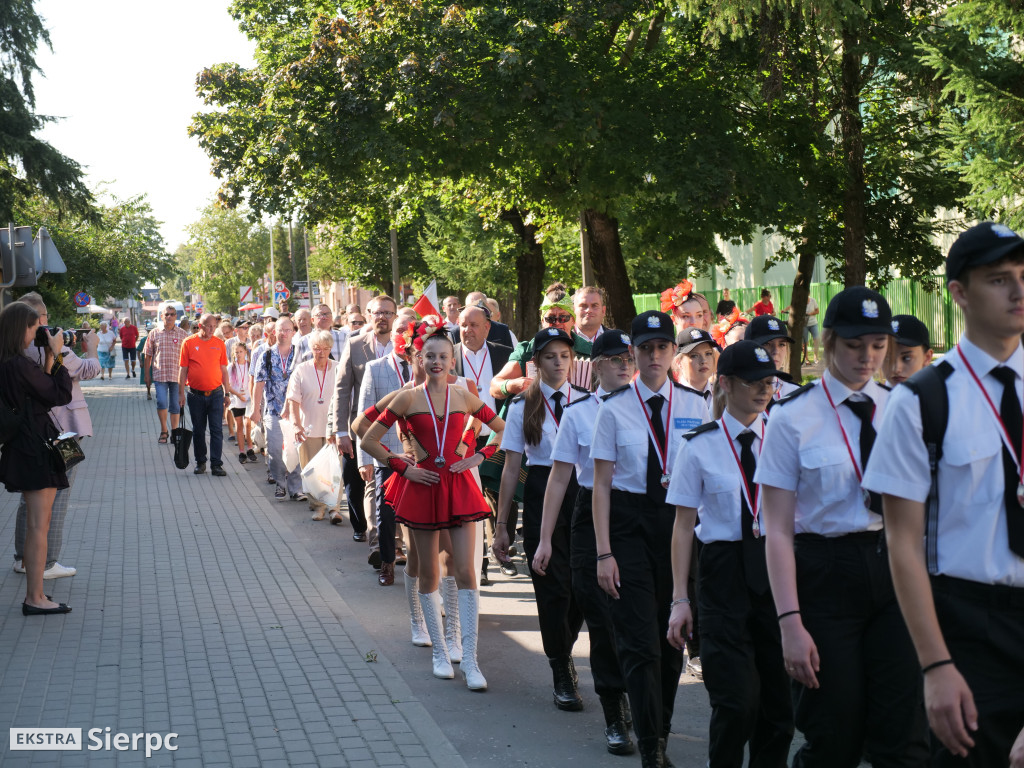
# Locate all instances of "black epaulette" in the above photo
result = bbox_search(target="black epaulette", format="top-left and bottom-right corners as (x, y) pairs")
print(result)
(673, 381), (704, 398)
(877, 382), (892, 391)
(570, 384), (590, 397)
(682, 422), (719, 441)
(775, 381), (815, 407)
(565, 392), (592, 408)
(601, 384), (631, 401)
(512, 393), (527, 403)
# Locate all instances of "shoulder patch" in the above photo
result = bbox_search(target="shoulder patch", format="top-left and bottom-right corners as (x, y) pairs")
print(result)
(565, 392), (592, 408)
(673, 382), (704, 397)
(877, 382), (892, 391)
(601, 384), (631, 401)
(512, 393), (527, 403)
(683, 422), (720, 441)
(775, 381), (815, 407)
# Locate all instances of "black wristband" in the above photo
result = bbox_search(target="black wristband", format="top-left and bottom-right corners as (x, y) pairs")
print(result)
(596, 552), (614, 561)
(777, 610), (801, 622)
(921, 659), (954, 675)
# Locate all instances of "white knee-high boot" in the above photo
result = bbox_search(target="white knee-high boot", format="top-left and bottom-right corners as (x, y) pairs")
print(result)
(441, 576), (462, 662)
(458, 589), (486, 691)
(419, 591), (454, 679)
(405, 574), (431, 647)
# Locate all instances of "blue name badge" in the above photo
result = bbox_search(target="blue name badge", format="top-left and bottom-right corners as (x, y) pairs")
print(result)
(674, 417), (701, 431)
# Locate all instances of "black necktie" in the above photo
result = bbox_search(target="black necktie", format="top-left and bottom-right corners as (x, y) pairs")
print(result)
(991, 367), (1024, 556)
(846, 397), (882, 514)
(400, 360), (409, 383)
(646, 395), (667, 504)
(737, 430), (769, 593)
(551, 390), (564, 423)
(702, 390), (711, 403)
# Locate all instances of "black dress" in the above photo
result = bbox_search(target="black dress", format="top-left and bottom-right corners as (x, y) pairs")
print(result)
(0, 355), (73, 492)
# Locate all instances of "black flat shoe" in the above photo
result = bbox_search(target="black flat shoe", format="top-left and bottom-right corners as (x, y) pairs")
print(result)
(352, 531), (367, 542)
(23, 602), (71, 616)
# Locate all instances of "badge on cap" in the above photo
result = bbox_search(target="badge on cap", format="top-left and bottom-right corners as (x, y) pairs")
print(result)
(992, 223), (1019, 239)
(891, 320), (900, 333)
(547, 328), (559, 336)
(690, 329), (702, 339)
(767, 319), (779, 331)
(862, 299), (879, 319)
(647, 316), (661, 328)
(755, 347), (769, 363)
(620, 333), (631, 345)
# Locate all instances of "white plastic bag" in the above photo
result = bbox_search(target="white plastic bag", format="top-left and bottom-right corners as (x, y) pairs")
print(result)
(251, 421), (266, 451)
(281, 420), (300, 473)
(301, 442), (343, 508)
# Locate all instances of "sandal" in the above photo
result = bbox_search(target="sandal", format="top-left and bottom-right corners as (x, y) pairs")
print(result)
(158, 431), (169, 444)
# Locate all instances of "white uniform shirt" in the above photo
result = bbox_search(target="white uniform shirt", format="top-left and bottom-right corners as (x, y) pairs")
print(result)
(590, 379), (708, 493)
(755, 369), (889, 536)
(550, 389), (605, 489)
(462, 344), (496, 435)
(667, 412), (766, 543)
(501, 381), (574, 467)
(864, 336), (1024, 586)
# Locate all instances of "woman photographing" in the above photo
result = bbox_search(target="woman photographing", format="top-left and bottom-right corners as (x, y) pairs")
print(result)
(0, 302), (73, 615)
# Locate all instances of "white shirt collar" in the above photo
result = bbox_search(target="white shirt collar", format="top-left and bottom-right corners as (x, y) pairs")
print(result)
(722, 409), (762, 442)
(821, 368), (884, 404)
(575, 325), (604, 343)
(958, 334), (1024, 378)
(464, 343), (488, 360)
(540, 379), (571, 402)
(634, 376), (672, 402)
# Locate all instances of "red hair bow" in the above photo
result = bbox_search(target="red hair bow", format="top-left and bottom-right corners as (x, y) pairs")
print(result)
(660, 279), (694, 313)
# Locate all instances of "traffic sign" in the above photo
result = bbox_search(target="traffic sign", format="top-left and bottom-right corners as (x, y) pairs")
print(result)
(73, 291), (91, 307)
(274, 280), (287, 293)
(239, 285), (253, 304)
(274, 289), (290, 303)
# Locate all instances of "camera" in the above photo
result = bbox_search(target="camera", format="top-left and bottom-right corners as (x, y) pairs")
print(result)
(34, 326), (75, 348)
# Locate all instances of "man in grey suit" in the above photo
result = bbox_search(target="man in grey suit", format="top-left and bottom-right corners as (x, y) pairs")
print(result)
(356, 344), (411, 586)
(328, 294), (398, 555)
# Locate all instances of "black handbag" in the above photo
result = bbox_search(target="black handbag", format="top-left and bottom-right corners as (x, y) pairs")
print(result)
(47, 434), (85, 473)
(172, 409), (192, 469)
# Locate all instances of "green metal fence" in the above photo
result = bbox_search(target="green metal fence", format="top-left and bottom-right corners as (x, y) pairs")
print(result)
(634, 279), (964, 351)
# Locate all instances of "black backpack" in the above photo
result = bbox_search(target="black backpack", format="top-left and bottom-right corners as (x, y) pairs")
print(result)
(902, 360), (953, 574)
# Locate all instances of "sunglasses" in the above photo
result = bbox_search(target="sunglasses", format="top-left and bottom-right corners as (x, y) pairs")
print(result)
(349, 320), (366, 327)
(544, 314), (573, 324)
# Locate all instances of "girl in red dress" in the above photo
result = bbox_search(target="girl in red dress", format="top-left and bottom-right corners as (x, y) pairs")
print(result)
(360, 329), (503, 690)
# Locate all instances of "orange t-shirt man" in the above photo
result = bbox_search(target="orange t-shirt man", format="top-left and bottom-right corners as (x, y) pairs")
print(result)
(179, 334), (227, 391)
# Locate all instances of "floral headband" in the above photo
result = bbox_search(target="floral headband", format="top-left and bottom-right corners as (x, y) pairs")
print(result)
(540, 296), (574, 316)
(411, 314), (447, 351)
(710, 307), (746, 347)
(392, 321), (416, 357)
(660, 279), (694, 313)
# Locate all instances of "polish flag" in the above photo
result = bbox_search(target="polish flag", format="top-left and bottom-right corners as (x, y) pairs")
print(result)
(412, 279), (441, 318)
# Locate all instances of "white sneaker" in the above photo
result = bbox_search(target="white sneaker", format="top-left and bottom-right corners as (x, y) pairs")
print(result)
(42, 562), (76, 579)
(12, 560), (25, 573)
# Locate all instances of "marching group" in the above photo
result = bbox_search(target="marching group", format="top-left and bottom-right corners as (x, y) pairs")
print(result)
(2, 220), (1022, 767)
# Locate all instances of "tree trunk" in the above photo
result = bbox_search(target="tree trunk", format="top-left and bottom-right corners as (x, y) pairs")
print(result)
(501, 208), (545, 341)
(788, 222), (819, 382)
(840, 26), (867, 287)
(582, 209), (636, 329)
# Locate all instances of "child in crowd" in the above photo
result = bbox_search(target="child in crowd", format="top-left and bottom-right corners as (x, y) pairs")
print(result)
(227, 342), (254, 463)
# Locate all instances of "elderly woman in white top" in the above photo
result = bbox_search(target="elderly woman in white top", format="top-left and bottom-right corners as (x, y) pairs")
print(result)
(96, 321), (116, 379)
(287, 330), (340, 521)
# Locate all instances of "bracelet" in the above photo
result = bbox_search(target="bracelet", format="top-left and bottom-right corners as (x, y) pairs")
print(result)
(669, 598), (690, 607)
(596, 552), (614, 561)
(495, 520), (508, 527)
(777, 610), (801, 622)
(922, 659), (955, 675)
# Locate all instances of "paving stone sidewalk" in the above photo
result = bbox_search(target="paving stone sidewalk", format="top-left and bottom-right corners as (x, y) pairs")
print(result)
(0, 378), (467, 767)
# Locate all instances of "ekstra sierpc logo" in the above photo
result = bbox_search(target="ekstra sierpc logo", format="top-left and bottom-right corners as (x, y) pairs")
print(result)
(10, 728), (179, 756)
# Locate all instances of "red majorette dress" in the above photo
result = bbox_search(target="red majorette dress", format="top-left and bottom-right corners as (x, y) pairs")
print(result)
(376, 401), (498, 530)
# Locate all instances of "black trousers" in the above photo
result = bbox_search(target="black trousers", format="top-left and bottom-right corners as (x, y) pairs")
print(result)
(791, 532), (928, 768)
(699, 541), (793, 768)
(570, 488), (626, 698)
(374, 466), (396, 564)
(522, 464), (584, 660)
(342, 452), (367, 533)
(607, 490), (684, 744)
(930, 576), (1024, 767)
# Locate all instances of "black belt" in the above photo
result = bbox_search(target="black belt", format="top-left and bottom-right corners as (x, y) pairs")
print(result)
(931, 574), (1024, 608)
(189, 386), (222, 397)
(795, 530), (881, 544)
